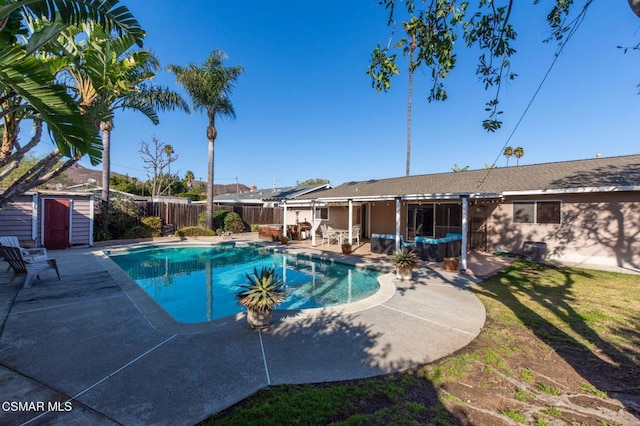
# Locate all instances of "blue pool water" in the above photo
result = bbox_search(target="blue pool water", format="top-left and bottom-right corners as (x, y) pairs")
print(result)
(106, 243), (380, 323)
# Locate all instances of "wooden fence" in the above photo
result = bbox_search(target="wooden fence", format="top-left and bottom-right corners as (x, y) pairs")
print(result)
(144, 202), (283, 230)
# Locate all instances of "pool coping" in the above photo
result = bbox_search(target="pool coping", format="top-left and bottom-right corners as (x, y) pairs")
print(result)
(96, 239), (398, 334)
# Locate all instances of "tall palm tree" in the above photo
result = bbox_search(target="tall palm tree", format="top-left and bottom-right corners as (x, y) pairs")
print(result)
(503, 146), (514, 166)
(514, 146), (525, 166)
(56, 24), (188, 232)
(168, 50), (244, 230)
(404, 19), (418, 176)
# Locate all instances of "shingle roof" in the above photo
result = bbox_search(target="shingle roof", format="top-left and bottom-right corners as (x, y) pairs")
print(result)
(299, 154), (640, 200)
(214, 183), (331, 203)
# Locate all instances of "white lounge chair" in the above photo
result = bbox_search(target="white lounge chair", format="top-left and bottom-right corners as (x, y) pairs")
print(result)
(0, 236), (49, 262)
(0, 245), (60, 288)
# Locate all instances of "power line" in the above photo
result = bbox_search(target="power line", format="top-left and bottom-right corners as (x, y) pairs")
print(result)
(477, 1), (593, 189)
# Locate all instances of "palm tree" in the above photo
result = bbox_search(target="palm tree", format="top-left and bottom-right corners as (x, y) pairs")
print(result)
(163, 144), (175, 195)
(404, 19), (418, 176)
(184, 170), (195, 190)
(514, 146), (525, 166)
(0, 0), (144, 208)
(168, 50), (244, 230)
(503, 146), (514, 166)
(56, 24), (188, 231)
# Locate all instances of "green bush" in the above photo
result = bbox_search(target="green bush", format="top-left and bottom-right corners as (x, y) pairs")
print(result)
(197, 209), (231, 229)
(176, 226), (216, 237)
(224, 212), (245, 233)
(141, 216), (162, 237)
(124, 225), (153, 239)
(213, 210), (229, 230)
(250, 224), (259, 232)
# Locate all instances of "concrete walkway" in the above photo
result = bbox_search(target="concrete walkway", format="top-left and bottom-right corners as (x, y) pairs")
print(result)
(0, 240), (486, 425)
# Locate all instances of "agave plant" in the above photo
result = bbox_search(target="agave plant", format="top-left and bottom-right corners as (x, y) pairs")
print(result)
(237, 266), (286, 320)
(390, 249), (418, 268)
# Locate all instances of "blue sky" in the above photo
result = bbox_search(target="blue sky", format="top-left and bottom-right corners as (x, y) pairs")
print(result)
(67, 1), (640, 189)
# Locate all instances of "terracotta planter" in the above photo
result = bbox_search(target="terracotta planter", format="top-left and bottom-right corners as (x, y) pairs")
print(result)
(247, 309), (273, 329)
(444, 257), (459, 272)
(341, 245), (352, 254)
(395, 265), (413, 281)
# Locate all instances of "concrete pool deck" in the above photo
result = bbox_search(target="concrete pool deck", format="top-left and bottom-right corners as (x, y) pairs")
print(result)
(0, 238), (487, 425)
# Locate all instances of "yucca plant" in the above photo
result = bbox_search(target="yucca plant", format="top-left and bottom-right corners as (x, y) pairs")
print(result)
(236, 266), (286, 328)
(390, 249), (418, 281)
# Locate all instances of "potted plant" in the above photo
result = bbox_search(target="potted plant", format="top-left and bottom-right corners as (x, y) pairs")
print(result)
(341, 242), (352, 254)
(443, 256), (459, 272)
(390, 248), (418, 281)
(236, 266), (287, 329)
(280, 236), (289, 245)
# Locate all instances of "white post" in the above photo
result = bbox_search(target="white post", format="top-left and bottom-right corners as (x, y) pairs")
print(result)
(395, 197), (401, 252)
(282, 201), (288, 240)
(348, 199), (353, 243)
(461, 195), (469, 271)
(311, 202), (317, 246)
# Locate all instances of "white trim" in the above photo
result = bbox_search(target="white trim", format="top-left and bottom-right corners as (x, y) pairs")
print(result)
(512, 199), (563, 224)
(69, 199), (74, 244)
(503, 185), (640, 196)
(89, 195), (94, 246)
(31, 193), (38, 242)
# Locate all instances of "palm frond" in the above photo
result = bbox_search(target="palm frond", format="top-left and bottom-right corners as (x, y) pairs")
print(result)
(1, 0), (145, 46)
(0, 45), (101, 163)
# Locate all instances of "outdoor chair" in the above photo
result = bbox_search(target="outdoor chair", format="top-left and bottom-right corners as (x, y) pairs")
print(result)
(0, 245), (60, 288)
(351, 225), (361, 246)
(320, 224), (338, 246)
(0, 236), (49, 262)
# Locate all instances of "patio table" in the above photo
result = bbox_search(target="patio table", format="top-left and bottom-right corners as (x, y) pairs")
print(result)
(328, 229), (349, 245)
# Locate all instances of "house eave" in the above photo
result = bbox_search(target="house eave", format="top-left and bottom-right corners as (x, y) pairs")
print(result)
(503, 185), (640, 196)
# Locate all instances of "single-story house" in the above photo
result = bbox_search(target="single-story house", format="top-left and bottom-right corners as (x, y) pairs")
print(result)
(214, 183), (332, 226)
(290, 154), (640, 272)
(0, 191), (95, 249)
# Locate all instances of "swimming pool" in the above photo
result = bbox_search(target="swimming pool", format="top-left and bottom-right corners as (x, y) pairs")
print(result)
(106, 243), (381, 323)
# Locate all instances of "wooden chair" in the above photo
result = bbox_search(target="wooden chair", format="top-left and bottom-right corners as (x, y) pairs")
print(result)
(0, 236), (49, 262)
(0, 245), (60, 288)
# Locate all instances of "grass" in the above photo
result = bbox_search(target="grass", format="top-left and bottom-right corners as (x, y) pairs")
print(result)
(203, 262), (639, 425)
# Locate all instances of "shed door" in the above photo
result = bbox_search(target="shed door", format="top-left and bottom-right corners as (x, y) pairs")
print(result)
(44, 199), (70, 249)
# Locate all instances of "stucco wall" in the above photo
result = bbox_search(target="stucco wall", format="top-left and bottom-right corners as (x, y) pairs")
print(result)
(369, 201), (399, 235)
(487, 192), (640, 269)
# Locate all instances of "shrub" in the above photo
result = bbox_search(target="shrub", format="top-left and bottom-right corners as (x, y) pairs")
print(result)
(176, 226), (216, 237)
(124, 225), (153, 239)
(250, 224), (259, 232)
(141, 216), (162, 237)
(224, 212), (245, 233)
(197, 209), (231, 230)
(213, 210), (229, 230)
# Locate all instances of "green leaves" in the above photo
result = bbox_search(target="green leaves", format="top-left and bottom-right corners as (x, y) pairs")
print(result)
(366, 45), (399, 93)
(237, 266), (287, 313)
(370, 1), (591, 132)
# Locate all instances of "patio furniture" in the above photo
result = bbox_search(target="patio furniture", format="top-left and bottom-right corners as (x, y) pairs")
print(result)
(0, 245), (60, 288)
(351, 225), (361, 246)
(0, 236), (49, 262)
(328, 228), (349, 245)
(414, 234), (462, 262)
(320, 224), (335, 246)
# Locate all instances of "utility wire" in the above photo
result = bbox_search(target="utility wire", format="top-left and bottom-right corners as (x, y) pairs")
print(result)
(476, 1), (593, 189)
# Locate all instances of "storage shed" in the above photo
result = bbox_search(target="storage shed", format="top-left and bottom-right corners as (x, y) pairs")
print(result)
(0, 191), (94, 249)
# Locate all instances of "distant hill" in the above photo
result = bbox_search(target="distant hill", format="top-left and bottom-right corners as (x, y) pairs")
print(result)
(60, 164), (249, 194)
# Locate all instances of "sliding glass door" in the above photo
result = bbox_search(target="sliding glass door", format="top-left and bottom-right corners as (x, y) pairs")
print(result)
(407, 205), (434, 240)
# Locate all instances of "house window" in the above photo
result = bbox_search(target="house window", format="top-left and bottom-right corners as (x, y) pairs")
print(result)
(317, 207), (329, 220)
(513, 201), (561, 224)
